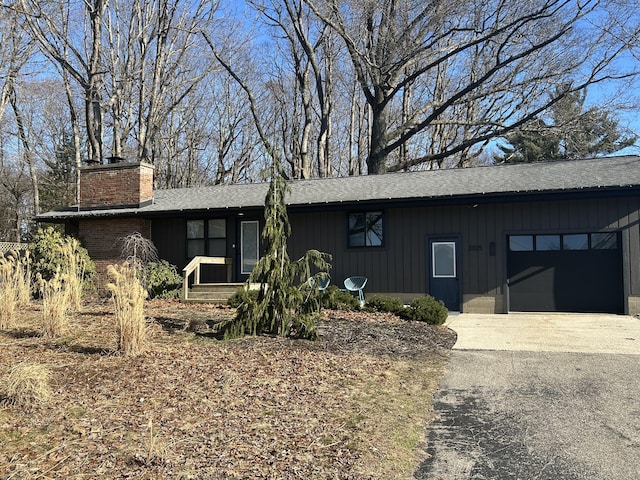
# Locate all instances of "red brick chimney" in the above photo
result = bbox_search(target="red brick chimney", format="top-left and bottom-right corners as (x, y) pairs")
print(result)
(79, 160), (154, 209)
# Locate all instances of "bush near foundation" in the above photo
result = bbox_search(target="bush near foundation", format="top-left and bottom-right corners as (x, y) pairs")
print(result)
(143, 260), (182, 299)
(365, 295), (405, 315)
(30, 227), (94, 308)
(405, 295), (448, 325)
(318, 286), (361, 311)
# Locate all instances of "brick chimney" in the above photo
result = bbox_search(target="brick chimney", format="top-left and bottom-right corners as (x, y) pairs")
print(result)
(79, 161), (154, 209)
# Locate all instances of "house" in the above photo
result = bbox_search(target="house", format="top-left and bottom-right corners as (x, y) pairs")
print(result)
(37, 155), (640, 315)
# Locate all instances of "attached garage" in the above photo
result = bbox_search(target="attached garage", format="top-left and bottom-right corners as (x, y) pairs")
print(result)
(507, 232), (623, 313)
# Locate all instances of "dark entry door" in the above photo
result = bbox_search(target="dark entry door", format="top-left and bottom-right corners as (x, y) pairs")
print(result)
(429, 238), (460, 311)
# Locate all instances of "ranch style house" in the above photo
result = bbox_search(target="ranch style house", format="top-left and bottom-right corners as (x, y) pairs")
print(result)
(37, 155), (640, 315)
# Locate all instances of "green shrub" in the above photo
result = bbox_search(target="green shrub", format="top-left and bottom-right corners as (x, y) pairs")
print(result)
(227, 288), (259, 308)
(365, 295), (405, 315)
(30, 227), (95, 284)
(405, 295), (448, 325)
(318, 286), (361, 311)
(143, 260), (182, 299)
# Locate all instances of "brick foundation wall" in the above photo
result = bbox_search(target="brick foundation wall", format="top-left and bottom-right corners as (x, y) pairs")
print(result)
(80, 162), (153, 209)
(79, 218), (152, 291)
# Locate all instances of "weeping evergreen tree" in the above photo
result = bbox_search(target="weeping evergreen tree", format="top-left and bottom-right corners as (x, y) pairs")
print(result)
(221, 161), (331, 340)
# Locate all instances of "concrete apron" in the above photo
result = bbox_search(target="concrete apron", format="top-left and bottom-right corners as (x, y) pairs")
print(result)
(446, 312), (640, 355)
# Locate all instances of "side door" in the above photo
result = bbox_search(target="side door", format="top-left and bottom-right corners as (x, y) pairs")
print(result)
(428, 237), (461, 311)
(238, 219), (260, 280)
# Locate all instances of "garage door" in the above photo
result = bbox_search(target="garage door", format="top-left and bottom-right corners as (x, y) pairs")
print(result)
(507, 232), (623, 313)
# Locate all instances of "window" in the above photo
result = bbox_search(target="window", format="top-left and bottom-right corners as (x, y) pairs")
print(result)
(348, 211), (384, 247)
(187, 220), (205, 257)
(186, 219), (227, 258)
(241, 221), (259, 274)
(509, 235), (533, 251)
(208, 219), (226, 256)
(536, 235), (560, 251)
(509, 232), (619, 252)
(432, 242), (456, 278)
(563, 234), (588, 250)
(591, 232), (618, 250)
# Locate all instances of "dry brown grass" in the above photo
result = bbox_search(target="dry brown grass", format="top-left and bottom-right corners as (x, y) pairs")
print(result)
(0, 251), (31, 329)
(2, 362), (52, 407)
(0, 258), (18, 330)
(37, 270), (70, 338)
(106, 263), (148, 357)
(61, 238), (87, 312)
(0, 300), (455, 479)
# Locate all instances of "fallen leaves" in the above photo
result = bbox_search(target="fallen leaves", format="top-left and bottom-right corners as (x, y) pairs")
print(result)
(0, 299), (455, 479)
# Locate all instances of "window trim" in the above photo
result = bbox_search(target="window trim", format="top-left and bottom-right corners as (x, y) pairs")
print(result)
(432, 241), (457, 278)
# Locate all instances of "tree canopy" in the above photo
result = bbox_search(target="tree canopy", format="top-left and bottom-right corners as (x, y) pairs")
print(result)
(496, 87), (637, 163)
(1, 0), (640, 238)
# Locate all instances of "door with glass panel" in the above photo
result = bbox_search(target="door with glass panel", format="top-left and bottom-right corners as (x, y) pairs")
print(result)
(428, 238), (460, 311)
(240, 220), (260, 276)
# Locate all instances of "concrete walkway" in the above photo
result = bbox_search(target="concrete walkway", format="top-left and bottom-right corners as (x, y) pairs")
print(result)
(446, 312), (640, 354)
(416, 313), (640, 480)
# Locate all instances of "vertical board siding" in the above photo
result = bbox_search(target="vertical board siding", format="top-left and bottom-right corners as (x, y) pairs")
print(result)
(288, 196), (639, 298)
(152, 218), (186, 269)
(145, 194), (639, 304)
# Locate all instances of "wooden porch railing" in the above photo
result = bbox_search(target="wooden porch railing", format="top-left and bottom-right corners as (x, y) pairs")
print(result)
(182, 256), (233, 301)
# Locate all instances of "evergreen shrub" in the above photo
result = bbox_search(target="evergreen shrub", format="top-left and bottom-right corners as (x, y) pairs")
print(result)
(365, 295), (405, 315)
(29, 227), (94, 287)
(319, 286), (361, 311)
(405, 295), (448, 325)
(228, 288), (259, 308)
(143, 260), (182, 299)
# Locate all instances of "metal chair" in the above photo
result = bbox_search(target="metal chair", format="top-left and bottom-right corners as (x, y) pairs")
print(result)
(308, 274), (331, 291)
(344, 276), (367, 305)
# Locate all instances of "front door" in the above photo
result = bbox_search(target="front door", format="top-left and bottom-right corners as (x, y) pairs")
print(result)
(429, 238), (460, 311)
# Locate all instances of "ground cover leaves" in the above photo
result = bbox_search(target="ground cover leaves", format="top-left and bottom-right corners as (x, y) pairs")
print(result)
(0, 299), (454, 479)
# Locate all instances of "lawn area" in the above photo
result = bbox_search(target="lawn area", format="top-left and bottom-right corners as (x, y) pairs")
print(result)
(0, 299), (455, 479)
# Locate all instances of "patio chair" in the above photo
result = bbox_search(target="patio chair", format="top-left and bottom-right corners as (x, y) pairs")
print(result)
(308, 274), (331, 291)
(344, 276), (367, 305)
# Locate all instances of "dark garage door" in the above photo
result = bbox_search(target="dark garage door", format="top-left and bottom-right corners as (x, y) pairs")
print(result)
(507, 232), (623, 313)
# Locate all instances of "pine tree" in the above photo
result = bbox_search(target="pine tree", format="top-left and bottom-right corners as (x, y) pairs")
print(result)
(496, 86), (636, 163)
(221, 161), (331, 340)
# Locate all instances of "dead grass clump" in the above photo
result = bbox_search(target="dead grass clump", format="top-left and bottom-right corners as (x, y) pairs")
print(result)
(107, 263), (148, 357)
(2, 362), (52, 407)
(37, 269), (71, 338)
(14, 250), (32, 307)
(0, 250), (31, 329)
(61, 238), (88, 312)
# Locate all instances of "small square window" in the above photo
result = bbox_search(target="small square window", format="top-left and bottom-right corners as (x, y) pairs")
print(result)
(348, 211), (383, 247)
(208, 219), (226, 239)
(509, 235), (533, 251)
(187, 220), (204, 240)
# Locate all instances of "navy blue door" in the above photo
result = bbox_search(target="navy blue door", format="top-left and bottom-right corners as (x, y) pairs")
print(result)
(429, 238), (460, 311)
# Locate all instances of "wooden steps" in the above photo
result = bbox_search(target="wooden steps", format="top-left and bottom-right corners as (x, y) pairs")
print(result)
(183, 283), (243, 303)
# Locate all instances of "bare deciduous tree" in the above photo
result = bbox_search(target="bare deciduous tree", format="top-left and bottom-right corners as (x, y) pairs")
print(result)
(305, 0), (640, 173)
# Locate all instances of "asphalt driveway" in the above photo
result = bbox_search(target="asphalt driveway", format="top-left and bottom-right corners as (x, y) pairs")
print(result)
(415, 313), (640, 480)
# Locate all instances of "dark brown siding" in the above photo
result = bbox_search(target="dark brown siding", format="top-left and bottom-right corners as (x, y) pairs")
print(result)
(152, 216), (239, 283)
(287, 194), (640, 311)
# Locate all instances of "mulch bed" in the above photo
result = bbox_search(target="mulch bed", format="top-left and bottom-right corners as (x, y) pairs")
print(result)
(1, 300), (455, 479)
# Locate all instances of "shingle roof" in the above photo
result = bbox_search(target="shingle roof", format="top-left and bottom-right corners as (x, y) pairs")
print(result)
(38, 155), (640, 221)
